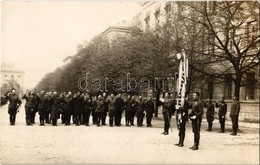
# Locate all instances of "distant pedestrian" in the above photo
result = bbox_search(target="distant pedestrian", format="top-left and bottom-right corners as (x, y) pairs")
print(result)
(216, 97), (227, 133)
(206, 98), (215, 131)
(5, 89), (21, 125)
(230, 95), (240, 136)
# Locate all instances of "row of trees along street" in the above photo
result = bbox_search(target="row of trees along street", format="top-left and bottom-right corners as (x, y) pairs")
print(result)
(35, 1), (259, 116)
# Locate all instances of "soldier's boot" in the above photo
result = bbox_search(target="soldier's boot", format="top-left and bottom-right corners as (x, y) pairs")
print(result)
(190, 134), (197, 149)
(175, 135), (180, 146)
(192, 134), (199, 150)
(179, 134), (185, 147)
(192, 143), (199, 150)
(209, 122), (212, 131)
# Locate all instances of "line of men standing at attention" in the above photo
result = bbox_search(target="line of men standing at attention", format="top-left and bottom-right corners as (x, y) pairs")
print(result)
(4, 89), (156, 128)
(160, 92), (241, 151)
(4, 89), (240, 143)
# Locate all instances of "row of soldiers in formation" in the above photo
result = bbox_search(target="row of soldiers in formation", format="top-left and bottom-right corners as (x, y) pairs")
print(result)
(5, 89), (240, 151)
(4, 89), (156, 127)
(159, 92), (240, 150)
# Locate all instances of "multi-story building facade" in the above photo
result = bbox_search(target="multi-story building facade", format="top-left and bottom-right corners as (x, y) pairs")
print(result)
(1, 63), (25, 97)
(138, 1), (259, 122)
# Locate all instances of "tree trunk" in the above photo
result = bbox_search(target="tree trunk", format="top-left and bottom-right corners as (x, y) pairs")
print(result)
(234, 71), (242, 101)
(155, 81), (163, 117)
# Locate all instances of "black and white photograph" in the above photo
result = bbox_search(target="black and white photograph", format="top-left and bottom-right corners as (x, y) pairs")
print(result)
(0, 0), (259, 164)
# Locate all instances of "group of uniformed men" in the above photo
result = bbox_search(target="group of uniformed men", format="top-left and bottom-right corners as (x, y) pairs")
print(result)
(4, 88), (240, 151)
(4, 89), (155, 128)
(160, 92), (240, 150)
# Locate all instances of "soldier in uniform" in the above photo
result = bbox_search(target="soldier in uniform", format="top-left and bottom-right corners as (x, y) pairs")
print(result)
(108, 94), (116, 127)
(59, 93), (66, 124)
(130, 95), (137, 126)
(38, 91), (49, 126)
(91, 96), (97, 124)
(115, 93), (124, 126)
(82, 94), (92, 126)
(102, 93), (109, 125)
(189, 92), (203, 150)
(136, 96), (145, 127)
(50, 92), (60, 126)
(72, 92), (83, 126)
(5, 89), (22, 125)
(63, 92), (73, 125)
(230, 95), (240, 136)
(145, 96), (154, 127)
(23, 90), (37, 126)
(161, 93), (171, 135)
(206, 98), (215, 131)
(96, 95), (104, 126)
(125, 95), (132, 126)
(45, 92), (52, 124)
(175, 98), (190, 147)
(216, 97), (227, 133)
(31, 89), (39, 124)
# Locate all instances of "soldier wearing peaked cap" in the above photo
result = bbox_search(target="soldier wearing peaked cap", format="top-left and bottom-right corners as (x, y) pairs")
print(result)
(5, 89), (22, 125)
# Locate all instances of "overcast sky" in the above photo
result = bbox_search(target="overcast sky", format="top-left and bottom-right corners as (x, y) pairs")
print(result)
(1, 1), (141, 89)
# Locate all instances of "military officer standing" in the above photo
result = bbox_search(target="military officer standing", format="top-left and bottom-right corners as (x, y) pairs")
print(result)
(82, 94), (92, 126)
(96, 95), (104, 126)
(136, 96), (145, 127)
(23, 90), (37, 125)
(189, 92), (203, 150)
(125, 95), (132, 126)
(102, 93), (109, 125)
(161, 93), (171, 135)
(216, 97), (227, 133)
(38, 91), (49, 126)
(145, 96), (154, 127)
(108, 94), (116, 127)
(206, 98), (215, 131)
(50, 92), (60, 126)
(5, 89), (22, 125)
(230, 95), (240, 136)
(175, 98), (190, 147)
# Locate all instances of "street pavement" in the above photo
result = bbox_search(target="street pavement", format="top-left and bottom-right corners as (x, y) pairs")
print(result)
(0, 104), (259, 164)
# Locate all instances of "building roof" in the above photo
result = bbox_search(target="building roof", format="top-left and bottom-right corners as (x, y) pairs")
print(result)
(99, 20), (134, 38)
(1, 63), (24, 73)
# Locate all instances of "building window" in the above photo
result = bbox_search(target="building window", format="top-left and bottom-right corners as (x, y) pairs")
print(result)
(246, 72), (255, 100)
(4, 75), (7, 77)
(11, 75), (14, 78)
(154, 9), (160, 29)
(144, 15), (150, 31)
(247, 20), (257, 46)
(18, 75), (21, 78)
